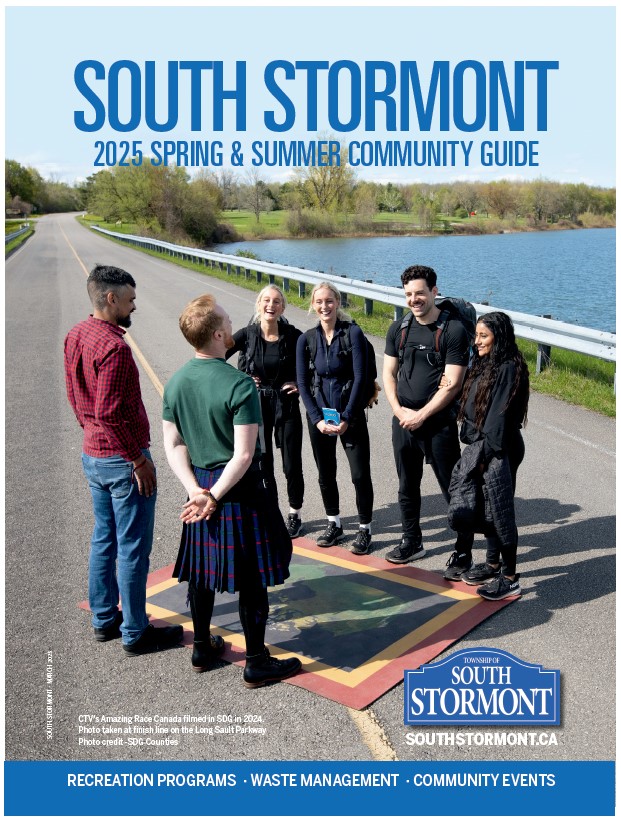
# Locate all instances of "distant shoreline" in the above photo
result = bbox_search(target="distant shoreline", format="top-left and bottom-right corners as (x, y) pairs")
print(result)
(224, 220), (615, 243)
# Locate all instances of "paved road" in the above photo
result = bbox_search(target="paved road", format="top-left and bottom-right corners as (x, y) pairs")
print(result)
(6, 213), (615, 765)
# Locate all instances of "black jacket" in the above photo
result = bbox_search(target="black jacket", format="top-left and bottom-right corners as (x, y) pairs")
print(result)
(460, 361), (525, 464)
(448, 439), (517, 547)
(227, 320), (301, 389)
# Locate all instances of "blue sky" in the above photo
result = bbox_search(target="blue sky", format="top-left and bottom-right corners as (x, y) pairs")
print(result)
(5, 5), (616, 187)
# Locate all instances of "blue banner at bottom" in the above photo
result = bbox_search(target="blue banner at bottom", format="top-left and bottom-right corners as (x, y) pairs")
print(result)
(3, 761), (615, 816)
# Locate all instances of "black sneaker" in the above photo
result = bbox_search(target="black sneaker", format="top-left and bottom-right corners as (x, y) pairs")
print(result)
(317, 522), (344, 547)
(351, 528), (372, 555)
(243, 649), (302, 689)
(386, 539), (426, 564)
(94, 611), (123, 642)
(477, 574), (521, 601)
(123, 624), (184, 656)
(443, 551), (473, 581)
(286, 514), (303, 539)
(462, 562), (502, 586)
(191, 635), (226, 672)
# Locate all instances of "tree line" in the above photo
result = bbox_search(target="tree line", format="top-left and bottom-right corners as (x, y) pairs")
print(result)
(5, 157), (616, 245)
(5, 159), (84, 216)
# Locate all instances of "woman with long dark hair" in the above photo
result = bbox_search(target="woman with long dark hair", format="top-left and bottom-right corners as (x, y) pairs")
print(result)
(445, 311), (529, 600)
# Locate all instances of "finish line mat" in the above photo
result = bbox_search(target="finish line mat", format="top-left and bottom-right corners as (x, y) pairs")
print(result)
(141, 538), (516, 710)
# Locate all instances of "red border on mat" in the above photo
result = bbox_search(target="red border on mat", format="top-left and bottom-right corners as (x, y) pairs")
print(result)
(274, 538), (515, 709)
(79, 537), (516, 710)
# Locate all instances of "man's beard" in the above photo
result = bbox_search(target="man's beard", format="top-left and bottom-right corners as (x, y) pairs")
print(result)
(223, 332), (235, 350)
(117, 314), (132, 328)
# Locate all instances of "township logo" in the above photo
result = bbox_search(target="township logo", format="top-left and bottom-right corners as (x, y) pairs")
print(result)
(404, 647), (560, 725)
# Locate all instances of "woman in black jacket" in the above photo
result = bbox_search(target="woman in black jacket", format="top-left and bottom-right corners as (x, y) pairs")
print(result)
(444, 311), (529, 600)
(226, 285), (305, 538)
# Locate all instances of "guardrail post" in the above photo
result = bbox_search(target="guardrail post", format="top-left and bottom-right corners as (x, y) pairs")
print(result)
(393, 306), (405, 322)
(299, 282), (305, 299)
(245, 268), (251, 281)
(364, 280), (374, 316)
(341, 292), (348, 308)
(256, 269), (262, 283)
(536, 344), (551, 373)
(536, 314), (553, 373)
(283, 278), (290, 292)
(268, 273), (275, 284)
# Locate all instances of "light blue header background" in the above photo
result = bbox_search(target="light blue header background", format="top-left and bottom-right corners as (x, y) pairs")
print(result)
(5, 5), (616, 186)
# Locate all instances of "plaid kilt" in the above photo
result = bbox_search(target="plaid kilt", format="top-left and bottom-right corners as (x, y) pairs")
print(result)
(173, 464), (292, 593)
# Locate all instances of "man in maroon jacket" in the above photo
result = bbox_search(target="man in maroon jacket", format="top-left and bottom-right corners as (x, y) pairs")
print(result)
(64, 264), (182, 656)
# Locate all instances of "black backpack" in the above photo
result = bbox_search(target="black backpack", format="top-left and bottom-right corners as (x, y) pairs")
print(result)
(397, 297), (476, 378)
(237, 318), (290, 377)
(304, 320), (380, 411)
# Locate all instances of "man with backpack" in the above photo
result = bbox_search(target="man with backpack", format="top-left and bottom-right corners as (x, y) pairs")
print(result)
(383, 265), (475, 575)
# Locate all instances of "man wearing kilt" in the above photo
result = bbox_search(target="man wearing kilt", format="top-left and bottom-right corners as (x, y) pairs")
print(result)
(162, 294), (301, 688)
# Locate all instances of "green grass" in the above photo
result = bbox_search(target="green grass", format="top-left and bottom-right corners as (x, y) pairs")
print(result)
(80, 214), (141, 235)
(79, 216), (616, 417)
(520, 340), (615, 417)
(6, 219), (32, 235)
(220, 209), (287, 238)
(5, 225), (34, 255)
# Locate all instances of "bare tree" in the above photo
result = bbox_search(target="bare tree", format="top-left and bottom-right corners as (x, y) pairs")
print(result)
(241, 169), (274, 223)
(453, 182), (483, 215)
(483, 181), (518, 219)
(294, 142), (355, 212)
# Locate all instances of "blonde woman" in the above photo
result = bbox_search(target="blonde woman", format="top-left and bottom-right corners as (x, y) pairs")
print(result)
(226, 285), (305, 538)
(296, 282), (374, 554)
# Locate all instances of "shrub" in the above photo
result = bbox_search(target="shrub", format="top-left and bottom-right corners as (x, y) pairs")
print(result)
(249, 222), (267, 238)
(234, 249), (260, 261)
(578, 212), (616, 228)
(285, 209), (340, 238)
(212, 222), (241, 243)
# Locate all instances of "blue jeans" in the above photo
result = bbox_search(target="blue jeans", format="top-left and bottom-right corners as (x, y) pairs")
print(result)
(81, 451), (156, 645)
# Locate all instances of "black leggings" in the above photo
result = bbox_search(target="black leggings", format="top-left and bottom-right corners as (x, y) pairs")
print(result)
(306, 414), (374, 524)
(188, 577), (269, 658)
(260, 392), (304, 510)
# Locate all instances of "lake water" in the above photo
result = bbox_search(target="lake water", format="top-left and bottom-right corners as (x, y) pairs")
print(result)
(218, 228), (616, 333)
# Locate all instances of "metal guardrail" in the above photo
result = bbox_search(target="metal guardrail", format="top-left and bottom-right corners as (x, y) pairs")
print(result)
(5, 225), (31, 244)
(91, 226), (616, 365)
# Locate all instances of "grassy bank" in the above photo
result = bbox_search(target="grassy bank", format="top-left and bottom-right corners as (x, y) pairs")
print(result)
(82, 210), (615, 244)
(5, 221), (34, 255)
(82, 218), (615, 418)
(221, 209), (615, 240)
